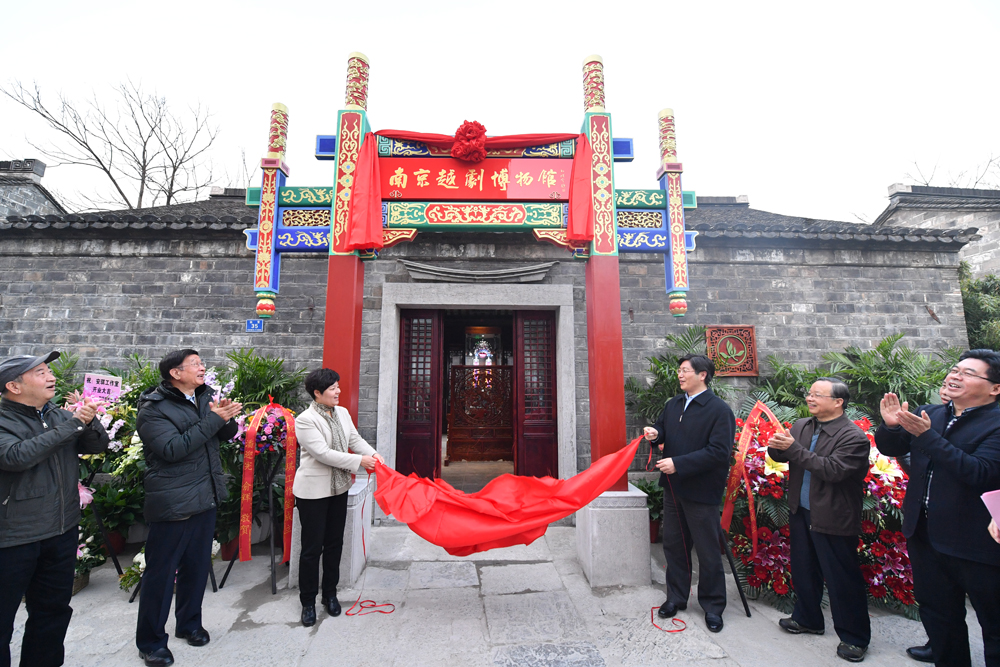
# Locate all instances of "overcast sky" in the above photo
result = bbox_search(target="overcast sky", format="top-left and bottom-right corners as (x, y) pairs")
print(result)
(3, 0), (998, 223)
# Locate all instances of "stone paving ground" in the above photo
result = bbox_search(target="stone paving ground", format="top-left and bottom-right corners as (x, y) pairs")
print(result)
(13, 525), (986, 667)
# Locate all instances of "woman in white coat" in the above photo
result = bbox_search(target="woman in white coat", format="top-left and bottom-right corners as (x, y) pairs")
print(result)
(294, 368), (383, 627)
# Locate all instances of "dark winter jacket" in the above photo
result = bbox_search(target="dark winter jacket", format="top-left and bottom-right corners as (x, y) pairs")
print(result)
(136, 382), (238, 523)
(0, 397), (109, 548)
(768, 413), (871, 536)
(875, 402), (1000, 566)
(651, 388), (736, 505)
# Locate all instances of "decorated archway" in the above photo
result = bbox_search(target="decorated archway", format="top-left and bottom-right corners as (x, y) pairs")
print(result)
(242, 54), (698, 487)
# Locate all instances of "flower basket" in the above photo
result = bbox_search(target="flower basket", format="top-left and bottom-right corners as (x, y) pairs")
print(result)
(220, 537), (239, 562)
(72, 571), (90, 596)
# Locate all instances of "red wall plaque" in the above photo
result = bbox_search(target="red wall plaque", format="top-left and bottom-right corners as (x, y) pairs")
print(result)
(378, 157), (570, 201)
(706, 326), (759, 377)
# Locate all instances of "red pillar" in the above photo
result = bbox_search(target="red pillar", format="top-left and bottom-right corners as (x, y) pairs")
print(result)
(585, 254), (628, 491)
(322, 254), (365, 423)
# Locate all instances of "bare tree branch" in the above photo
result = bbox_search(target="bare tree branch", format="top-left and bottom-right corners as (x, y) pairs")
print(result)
(1, 80), (220, 211)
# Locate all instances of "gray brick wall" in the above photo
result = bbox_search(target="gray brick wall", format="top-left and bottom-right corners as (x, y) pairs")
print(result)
(0, 181), (64, 217)
(0, 230), (969, 474)
(884, 208), (1000, 277)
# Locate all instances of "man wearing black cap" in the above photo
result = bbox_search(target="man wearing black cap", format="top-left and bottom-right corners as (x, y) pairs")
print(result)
(0, 351), (109, 667)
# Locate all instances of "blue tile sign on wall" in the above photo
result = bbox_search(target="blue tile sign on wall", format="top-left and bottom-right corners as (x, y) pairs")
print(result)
(246, 319), (264, 333)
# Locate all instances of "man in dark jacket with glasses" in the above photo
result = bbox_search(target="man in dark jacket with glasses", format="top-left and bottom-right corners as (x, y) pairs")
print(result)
(877, 349), (1000, 667)
(769, 378), (871, 663)
(134, 350), (241, 667)
(0, 351), (108, 667)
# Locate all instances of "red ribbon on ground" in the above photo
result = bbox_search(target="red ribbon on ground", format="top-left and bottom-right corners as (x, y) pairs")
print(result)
(374, 438), (640, 556)
(720, 401), (783, 556)
(346, 129), (596, 252)
(238, 397), (297, 563)
(345, 471), (396, 617)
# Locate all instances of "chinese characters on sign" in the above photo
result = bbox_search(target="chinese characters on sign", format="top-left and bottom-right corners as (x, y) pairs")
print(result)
(379, 157), (570, 201)
(83, 373), (122, 402)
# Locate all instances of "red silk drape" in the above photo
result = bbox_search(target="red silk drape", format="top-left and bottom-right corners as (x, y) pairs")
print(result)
(373, 438), (640, 556)
(375, 130), (580, 152)
(566, 133), (593, 243)
(345, 130), (595, 251)
(344, 133), (383, 251)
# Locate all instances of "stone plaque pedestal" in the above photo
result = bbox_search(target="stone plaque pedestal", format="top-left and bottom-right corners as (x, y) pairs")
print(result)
(288, 475), (374, 590)
(576, 483), (650, 588)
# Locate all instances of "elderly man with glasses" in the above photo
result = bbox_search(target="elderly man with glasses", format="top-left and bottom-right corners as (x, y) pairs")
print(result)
(876, 349), (1000, 667)
(133, 350), (243, 667)
(768, 378), (872, 662)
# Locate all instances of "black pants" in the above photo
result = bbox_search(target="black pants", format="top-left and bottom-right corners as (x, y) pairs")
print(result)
(908, 512), (1000, 667)
(297, 493), (349, 606)
(0, 527), (76, 667)
(788, 508), (871, 647)
(135, 509), (215, 654)
(661, 487), (726, 615)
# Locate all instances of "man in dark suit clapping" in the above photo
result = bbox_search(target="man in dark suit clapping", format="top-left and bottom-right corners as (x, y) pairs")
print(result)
(644, 353), (735, 634)
(876, 349), (1000, 667)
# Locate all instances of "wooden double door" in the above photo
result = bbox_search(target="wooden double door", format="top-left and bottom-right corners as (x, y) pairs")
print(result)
(396, 310), (557, 479)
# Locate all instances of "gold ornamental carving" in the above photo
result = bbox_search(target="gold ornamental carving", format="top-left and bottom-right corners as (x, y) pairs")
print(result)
(345, 52), (370, 110)
(266, 103), (289, 160)
(658, 108), (677, 164)
(616, 211), (663, 229)
(582, 55), (605, 112)
(282, 209), (331, 227)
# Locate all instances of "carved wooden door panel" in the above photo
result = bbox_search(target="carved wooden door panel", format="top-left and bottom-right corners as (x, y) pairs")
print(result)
(397, 310), (442, 478)
(514, 311), (558, 477)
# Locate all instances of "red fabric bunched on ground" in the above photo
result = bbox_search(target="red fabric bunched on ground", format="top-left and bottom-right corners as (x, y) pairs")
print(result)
(345, 132), (383, 251)
(374, 438), (641, 556)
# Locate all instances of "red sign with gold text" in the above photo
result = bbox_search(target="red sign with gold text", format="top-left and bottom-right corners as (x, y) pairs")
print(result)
(379, 157), (570, 201)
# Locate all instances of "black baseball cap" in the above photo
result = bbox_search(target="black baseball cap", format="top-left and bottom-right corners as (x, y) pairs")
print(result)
(0, 351), (61, 389)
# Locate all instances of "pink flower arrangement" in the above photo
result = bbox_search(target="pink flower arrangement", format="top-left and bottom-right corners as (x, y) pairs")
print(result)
(246, 407), (288, 454)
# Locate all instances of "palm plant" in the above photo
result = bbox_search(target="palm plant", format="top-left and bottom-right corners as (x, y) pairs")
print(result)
(823, 334), (961, 419)
(625, 326), (733, 423)
(50, 352), (83, 406)
(218, 348), (306, 411)
(752, 355), (848, 419)
(960, 271), (1000, 350)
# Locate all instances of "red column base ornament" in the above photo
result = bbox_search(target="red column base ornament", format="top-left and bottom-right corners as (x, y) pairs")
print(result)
(585, 255), (628, 491)
(668, 291), (688, 317)
(322, 255), (365, 422)
(256, 292), (276, 318)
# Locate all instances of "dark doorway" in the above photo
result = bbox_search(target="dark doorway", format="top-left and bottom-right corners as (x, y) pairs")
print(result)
(396, 308), (557, 487)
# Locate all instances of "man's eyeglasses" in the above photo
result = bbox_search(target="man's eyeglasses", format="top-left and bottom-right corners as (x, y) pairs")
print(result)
(802, 391), (834, 399)
(178, 361), (206, 370)
(946, 366), (994, 382)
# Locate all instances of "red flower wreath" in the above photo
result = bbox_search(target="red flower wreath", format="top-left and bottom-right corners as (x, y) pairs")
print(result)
(451, 120), (487, 162)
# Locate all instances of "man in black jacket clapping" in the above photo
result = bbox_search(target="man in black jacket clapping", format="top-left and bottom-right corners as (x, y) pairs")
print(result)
(0, 351), (109, 667)
(644, 353), (735, 634)
(134, 350), (241, 667)
(876, 349), (1000, 667)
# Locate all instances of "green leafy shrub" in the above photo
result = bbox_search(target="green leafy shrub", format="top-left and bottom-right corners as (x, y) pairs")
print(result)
(50, 352), (83, 406)
(823, 334), (960, 419)
(632, 478), (663, 522)
(961, 270), (1000, 350)
(625, 326), (733, 423)
(219, 348), (306, 411)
